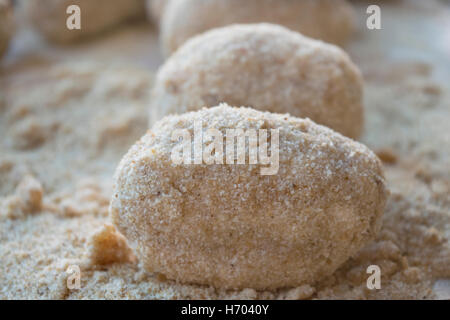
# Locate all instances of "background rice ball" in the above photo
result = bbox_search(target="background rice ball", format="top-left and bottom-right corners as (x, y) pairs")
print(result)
(146, 0), (169, 26)
(24, 0), (145, 43)
(0, 0), (13, 59)
(161, 0), (356, 55)
(151, 24), (364, 139)
(111, 104), (388, 290)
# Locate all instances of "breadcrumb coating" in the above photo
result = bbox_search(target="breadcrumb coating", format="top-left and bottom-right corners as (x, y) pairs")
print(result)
(161, 0), (355, 55)
(25, 0), (145, 43)
(151, 24), (364, 139)
(112, 104), (387, 290)
(0, 0), (13, 58)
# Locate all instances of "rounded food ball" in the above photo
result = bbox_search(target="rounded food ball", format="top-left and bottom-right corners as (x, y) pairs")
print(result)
(111, 104), (388, 290)
(146, 0), (169, 26)
(161, 0), (355, 55)
(151, 24), (364, 139)
(25, 0), (145, 43)
(0, 0), (13, 59)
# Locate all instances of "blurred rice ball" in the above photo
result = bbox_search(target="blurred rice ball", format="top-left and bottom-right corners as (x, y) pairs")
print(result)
(146, 0), (169, 26)
(161, 0), (356, 56)
(24, 0), (145, 43)
(0, 0), (14, 58)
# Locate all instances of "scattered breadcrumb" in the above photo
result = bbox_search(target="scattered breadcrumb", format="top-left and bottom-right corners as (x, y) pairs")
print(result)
(88, 224), (136, 266)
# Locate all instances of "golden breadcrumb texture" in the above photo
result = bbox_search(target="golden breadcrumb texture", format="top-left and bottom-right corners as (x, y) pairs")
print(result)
(0, 62), (153, 299)
(161, 0), (355, 55)
(112, 104), (387, 290)
(146, 0), (168, 26)
(151, 24), (364, 139)
(24, 0), (145, 43)
(0, 0), (13, 58)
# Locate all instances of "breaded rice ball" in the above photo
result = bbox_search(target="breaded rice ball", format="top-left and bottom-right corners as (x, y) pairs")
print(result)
(111, 104), (388, 290)
(162, 0), (356, 55)
(151, 24), (364, 139)
(146, 0), (169, 26)
(0, 0), (13, 59)
(25, 0), (145, 43)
